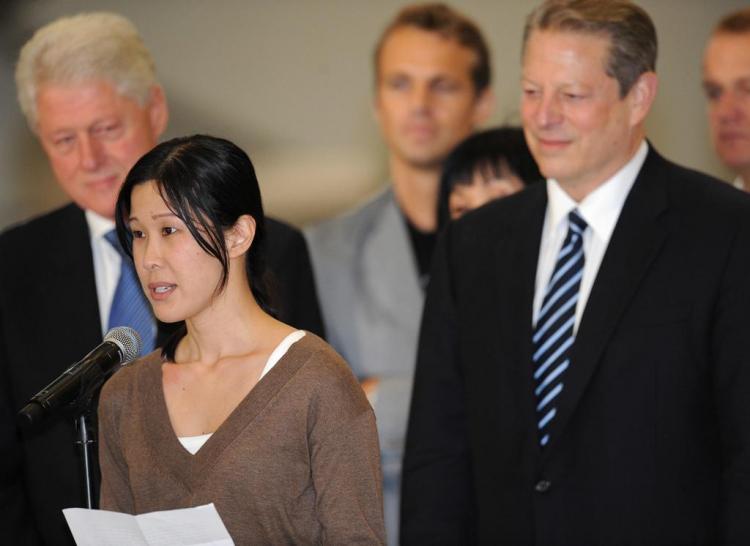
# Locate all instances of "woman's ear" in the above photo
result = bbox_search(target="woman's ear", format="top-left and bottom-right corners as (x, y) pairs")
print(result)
(226, 215), (256, 258)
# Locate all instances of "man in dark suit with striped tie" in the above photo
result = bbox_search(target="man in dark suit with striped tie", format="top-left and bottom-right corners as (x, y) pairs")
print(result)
(401, 1), (750, 544)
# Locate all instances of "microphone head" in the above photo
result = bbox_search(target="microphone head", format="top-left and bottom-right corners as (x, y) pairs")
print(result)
(104, 326), (142, 362)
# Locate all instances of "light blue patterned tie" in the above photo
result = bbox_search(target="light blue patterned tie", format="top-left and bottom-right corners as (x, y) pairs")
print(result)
(105, 230), (156, 354)
(532, 210), (587, 447)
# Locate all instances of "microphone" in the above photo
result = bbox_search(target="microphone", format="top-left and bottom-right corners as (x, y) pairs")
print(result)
(17, 326), (142, 429)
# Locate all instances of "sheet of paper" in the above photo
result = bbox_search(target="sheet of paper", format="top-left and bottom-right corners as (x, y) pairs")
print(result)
(63, 503), (234, 546)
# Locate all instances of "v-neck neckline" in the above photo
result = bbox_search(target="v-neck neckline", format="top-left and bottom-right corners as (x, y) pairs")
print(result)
(140, 333), (314, 490)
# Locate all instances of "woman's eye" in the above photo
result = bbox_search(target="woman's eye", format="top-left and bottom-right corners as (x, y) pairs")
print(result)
(162, 227), (177, 236)
(131, 230), (144, 239)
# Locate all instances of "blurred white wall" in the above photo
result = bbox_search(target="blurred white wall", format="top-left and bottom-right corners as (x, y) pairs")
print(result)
(0, 0), (744, 230)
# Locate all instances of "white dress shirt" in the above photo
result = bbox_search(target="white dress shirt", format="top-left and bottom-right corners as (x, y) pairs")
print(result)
(533, 140), (648, 333)
(85, 210), (120, 336)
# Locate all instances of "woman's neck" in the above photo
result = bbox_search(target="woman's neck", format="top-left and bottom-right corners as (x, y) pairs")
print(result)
(177, 270), (287, 366)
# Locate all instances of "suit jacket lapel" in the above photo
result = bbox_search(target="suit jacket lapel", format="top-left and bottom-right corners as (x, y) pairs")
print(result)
(358, 189), (424, 333)
(492, 186), (548, 452)
(545, 149), (670, 452)
(43, 205), (102, 352)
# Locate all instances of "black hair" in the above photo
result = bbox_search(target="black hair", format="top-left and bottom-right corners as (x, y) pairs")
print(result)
(437, 126), (543, 229)
(115, 134), (275, 361)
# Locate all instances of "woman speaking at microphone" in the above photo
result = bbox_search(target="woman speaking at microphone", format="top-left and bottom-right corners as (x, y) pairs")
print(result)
(97, 135), (385, 544)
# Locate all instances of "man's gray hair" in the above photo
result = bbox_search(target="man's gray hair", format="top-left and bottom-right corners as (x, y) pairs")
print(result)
(523, 0), (657, 98)
(16, 12), (158, 129)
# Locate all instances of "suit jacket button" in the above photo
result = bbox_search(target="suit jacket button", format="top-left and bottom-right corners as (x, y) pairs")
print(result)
(535, 480), (551, 493)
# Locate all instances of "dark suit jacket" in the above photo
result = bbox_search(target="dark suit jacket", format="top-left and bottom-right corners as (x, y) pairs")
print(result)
(0, 204), (324, 545)
(401, 148), (750, 545)
(265, 217), (325, 337)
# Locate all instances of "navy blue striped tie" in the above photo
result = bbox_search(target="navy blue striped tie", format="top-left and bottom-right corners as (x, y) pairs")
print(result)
(532, 210), (587, 447)
(105, 230), (156, 354)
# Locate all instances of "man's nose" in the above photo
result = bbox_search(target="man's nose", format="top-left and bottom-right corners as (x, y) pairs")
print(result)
(78, 134), (104, 171)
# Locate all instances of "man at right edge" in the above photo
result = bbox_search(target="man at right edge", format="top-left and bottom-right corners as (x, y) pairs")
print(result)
(402, 1), (750, 544)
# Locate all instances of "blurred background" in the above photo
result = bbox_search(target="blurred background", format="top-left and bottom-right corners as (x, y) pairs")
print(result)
(1, 0), (745, 230)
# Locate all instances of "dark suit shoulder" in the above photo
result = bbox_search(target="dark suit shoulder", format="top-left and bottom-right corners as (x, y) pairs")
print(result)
(0, 203), (87, 267)
(460, 181), (544, 225)
(264, 217), (326, 337)
(0, 203), (83, 247)
(264, 216), (307, 274)
(645, 150), (750, 221)
(265, 216), (302, 248)
(0, 203), (90, 288)
(450, 182), (546, 247)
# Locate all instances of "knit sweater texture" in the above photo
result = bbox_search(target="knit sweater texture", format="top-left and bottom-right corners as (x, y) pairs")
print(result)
(98, 333), (385, 544)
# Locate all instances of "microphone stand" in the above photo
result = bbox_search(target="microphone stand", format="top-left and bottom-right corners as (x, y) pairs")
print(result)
(74, 404), (97, 509)
(17, 327), (143, 511)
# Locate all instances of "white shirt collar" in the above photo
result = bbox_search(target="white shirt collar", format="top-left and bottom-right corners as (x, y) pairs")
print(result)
(84, 209), (119, 335)
(733, 176), (746, 191)
(84, 209), (116, 240)
(545, 140), (648, 240)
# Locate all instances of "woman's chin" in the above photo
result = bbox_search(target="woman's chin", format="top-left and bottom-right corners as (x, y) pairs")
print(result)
(152, 308), (186, 325)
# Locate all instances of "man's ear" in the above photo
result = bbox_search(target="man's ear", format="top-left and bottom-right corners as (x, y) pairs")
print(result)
(627, 72), (658, 127)
(147, 85), (169, 139)
(472, 87), (495, 126)
(226, 215), (256, 259)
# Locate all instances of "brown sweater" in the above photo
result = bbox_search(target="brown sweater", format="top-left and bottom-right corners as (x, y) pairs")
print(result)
(98, 334), (385, 545)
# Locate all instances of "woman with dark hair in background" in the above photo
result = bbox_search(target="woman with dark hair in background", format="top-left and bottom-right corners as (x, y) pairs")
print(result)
(97, 135), (385, 544)
(437, 126), (543, 228)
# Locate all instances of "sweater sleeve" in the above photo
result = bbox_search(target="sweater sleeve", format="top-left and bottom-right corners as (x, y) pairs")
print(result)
(309, 394), (385, 544)
(97, 378), (135, 514)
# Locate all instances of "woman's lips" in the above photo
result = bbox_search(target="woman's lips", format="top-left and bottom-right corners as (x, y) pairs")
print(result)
(147, 282), (176, 300)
